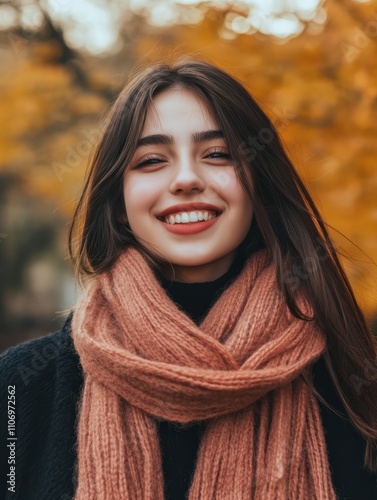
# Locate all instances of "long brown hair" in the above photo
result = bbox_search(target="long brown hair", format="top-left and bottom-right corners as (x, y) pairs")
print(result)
(68, 56), (377, 470)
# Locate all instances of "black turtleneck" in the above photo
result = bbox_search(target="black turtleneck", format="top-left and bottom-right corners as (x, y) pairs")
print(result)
(156, 252), (246, 324)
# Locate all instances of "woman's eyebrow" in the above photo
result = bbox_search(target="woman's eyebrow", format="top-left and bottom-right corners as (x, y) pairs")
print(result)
(136, 129), (224, 148)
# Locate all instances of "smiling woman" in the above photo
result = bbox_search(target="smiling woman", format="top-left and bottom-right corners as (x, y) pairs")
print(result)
(122, 87), (253, 282)
(1, 57), (377, 500)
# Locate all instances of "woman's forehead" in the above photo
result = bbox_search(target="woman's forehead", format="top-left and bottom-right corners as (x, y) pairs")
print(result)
(144, 87), (217, 129)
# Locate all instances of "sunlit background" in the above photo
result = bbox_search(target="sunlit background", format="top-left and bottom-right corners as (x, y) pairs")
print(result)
(1, 0), (376, 350)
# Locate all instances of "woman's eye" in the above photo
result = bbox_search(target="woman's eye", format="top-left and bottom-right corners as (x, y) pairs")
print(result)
(133, 157), (164, 169)
(133, 150), (230, 169)
(206, 151), (230, 159)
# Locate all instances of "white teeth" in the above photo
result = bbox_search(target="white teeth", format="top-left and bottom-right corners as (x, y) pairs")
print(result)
(162, 210), (218, 225)
(189, 211), (198, 222)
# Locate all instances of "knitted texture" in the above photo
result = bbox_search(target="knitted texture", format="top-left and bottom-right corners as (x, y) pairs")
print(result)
(71, 246), (337, 499)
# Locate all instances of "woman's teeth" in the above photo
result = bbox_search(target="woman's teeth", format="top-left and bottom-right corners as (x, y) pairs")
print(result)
(163, 210), (218, 225)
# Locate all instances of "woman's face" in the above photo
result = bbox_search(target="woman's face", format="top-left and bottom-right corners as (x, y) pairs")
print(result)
(123, 87), (253, 282)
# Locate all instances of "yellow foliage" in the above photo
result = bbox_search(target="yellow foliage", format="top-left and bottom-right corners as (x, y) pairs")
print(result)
(1, 0), (377, 314)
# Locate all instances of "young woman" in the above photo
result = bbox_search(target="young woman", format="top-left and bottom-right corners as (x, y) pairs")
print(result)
(1, 57), (377, 500)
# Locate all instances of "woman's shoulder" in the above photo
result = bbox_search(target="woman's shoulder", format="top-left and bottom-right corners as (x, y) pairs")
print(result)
(0, 310), (81, 390)
(0, 312), (82, 499)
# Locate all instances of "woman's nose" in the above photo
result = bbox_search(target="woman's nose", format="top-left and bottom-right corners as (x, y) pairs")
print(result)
(169, 158), (206, 194)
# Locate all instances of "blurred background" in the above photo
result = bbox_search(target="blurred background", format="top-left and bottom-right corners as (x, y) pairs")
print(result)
(0, 0), (376, 351)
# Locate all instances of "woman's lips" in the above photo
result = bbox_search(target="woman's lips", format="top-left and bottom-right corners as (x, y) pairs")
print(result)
(157, 213), (221, 235)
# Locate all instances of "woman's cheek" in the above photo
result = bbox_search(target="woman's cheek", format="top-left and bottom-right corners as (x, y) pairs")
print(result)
(209, 169), (234, 192)
(124, 176), (157, 205)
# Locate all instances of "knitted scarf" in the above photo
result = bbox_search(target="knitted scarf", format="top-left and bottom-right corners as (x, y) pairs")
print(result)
(71, 245), (337, 499)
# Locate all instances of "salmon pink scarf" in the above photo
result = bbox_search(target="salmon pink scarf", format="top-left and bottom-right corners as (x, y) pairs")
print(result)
(71, 246), (336, 499)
